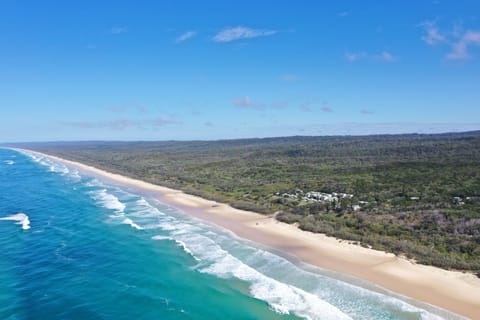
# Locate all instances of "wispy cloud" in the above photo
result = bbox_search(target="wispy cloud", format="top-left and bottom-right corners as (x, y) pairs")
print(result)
(345, 51), (397, 62)
(420, 20), (480, 60)
(176, 31), (196, 43)
(60, 121), (98, 129)
(109, 119), (140, 130)
(298, 98), (322, 112)
(447, 30), (480, 60)
(204, 121), (214, 127)
(61, 117), (181, 130)
(420, 21), (446, 45)
(233, 97), (289, 111)
(107, 104), (148, 114)
(321, 103), (333, 113)
(300, 101), (315, 112)
(151, 117), (182, 126)
(61, 119), (138, 130)
(108, 106), (127, 113)
(337, 11), (350, 17)
(360, 109), (375, 115)
(280, 74), (299, 81)
(345, 51), (367, 62)
(110, 26), (128, 34)
(213, 26), (277, 43)
(233, 96), (266, 110)
(280, 122), (480, 136)
(300, 104), (312, 112)
(374, 51), (397, 62)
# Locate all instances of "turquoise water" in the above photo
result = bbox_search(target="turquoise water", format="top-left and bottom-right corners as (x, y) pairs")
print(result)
(0, 148), (464, 320)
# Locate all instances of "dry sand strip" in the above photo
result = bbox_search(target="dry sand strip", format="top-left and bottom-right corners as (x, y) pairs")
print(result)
(20, 149), (480, 319)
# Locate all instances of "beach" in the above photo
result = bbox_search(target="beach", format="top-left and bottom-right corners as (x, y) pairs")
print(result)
(24, 149), (480, 319)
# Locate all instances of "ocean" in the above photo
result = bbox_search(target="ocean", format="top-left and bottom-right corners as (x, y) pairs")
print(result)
(0, 148), (464, 320)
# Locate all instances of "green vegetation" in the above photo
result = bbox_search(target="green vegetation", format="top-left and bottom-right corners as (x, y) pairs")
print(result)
(18, 131), (480, 273)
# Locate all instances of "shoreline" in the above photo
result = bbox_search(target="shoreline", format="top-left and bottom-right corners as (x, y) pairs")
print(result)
(20, 149), (480, 319)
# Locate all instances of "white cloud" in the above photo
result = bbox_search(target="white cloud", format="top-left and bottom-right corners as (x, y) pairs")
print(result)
(61, 117), (181, 130)
(108, 106), (127, 113)
(233, 97), (289, 111)
(61, 119), (139, 130)
(420, 20), (480, 61)
(204, 121), (214, 127)
(107, 104), (148, 114)
(176, 31), (197, 43)
(420, 21), (446, 45)
(374, 51), (397, 62)
(60, 121), (99, 129)
(299, 98), (321, 112)
(300, 103), (312, 112)
(447, 30), (480, 60)
(321, 103), (333, 113)
(360, 109), (374, 115)
(345, 51), (366, 62)
(213, 26), (277, 42)
(345, 51), (396, 62)
(233, 96), (266, 110)
(110, 26), (128, 34)
(150, 117), (182, 126)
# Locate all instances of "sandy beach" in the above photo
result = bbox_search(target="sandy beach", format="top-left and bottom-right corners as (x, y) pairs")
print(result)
(24, 149), (480, 319)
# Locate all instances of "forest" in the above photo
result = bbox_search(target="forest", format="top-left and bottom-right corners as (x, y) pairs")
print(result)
(14, 131), (480, 274)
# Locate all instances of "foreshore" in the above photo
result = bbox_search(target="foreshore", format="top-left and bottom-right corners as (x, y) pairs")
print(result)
(22, 149), (480, 319)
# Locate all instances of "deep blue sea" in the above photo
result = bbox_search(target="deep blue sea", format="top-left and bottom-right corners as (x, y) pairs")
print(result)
(0, 148), (465, 320)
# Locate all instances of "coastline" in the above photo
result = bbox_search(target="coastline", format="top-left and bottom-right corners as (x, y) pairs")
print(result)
(21, 149), (480, 319)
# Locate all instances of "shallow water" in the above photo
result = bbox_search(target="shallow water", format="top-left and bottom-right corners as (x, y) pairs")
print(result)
(0, 148), (465, 320)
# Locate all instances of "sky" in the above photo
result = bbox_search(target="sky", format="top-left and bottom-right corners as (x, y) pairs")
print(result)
(1, 0), (480, 142)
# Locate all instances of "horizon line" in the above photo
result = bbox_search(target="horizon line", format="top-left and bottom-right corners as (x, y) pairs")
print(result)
(1, 129), (479, 145)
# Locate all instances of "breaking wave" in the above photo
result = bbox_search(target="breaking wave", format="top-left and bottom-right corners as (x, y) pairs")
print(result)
(122, 218), (143, 230)
(0, 213), (30, 230)
(88, 189), (126, 213)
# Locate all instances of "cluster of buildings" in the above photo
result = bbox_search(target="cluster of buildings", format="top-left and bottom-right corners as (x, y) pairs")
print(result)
(303, 191), (353, 203)
(277, 190), (354, 203)
(276, 190), (372, 212)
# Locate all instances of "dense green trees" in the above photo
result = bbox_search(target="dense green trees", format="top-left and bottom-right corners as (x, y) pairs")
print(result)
(19, 131), (480, 273)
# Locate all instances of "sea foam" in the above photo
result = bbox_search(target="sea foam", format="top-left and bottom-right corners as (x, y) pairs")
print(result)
(0, 213), (31, 230)
(152, 235), (200, 261)
(105, 194), (356, 319)
(148, 218), (352, 320)
(122, 218), (144, 230)
(89, 189), (126, 213)
(183, 235), (351, 320)
(19, 150), (72, 175)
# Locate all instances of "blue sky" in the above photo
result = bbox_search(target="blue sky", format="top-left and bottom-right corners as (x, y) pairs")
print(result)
(1, 0), (480, 142)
